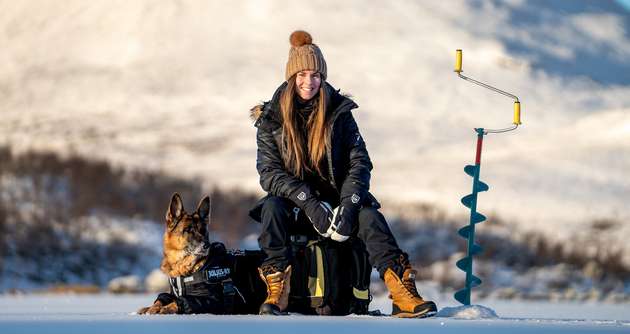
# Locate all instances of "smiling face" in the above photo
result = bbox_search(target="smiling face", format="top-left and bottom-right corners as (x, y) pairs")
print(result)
(295, 70), (321, 101)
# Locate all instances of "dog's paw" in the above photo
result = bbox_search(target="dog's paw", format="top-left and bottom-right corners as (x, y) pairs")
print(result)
(147, 305), (164, 314)
(158, 302), (179, 314)
(137, 301), (163, 315)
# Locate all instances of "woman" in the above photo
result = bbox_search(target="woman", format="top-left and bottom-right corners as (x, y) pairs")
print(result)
(249, 30), (437, 318)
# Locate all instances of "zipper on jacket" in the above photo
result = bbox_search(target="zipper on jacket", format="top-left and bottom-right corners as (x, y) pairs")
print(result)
(326, 139), (337, 191)
(326, 100), (357, 192)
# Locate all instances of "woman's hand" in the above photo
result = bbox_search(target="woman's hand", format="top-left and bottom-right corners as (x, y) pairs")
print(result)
(329, 203), (359, 242)
(291, 185), (334, 237)
(305, 201), (335, 238)
(329, 192), (363, 242)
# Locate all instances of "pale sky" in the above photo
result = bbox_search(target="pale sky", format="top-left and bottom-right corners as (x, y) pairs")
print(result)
(616, 0), (630, 10)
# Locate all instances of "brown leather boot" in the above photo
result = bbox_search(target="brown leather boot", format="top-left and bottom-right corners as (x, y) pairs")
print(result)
(384, 266), (437, 318)
(258, 265), (292, 315)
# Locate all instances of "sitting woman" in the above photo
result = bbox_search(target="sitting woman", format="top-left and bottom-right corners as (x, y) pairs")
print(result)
(249, 30), (437, 318)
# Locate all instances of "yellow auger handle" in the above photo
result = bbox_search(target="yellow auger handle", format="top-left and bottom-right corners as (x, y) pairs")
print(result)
(455, 49), (463, 73)
(513, 101), (522, 125)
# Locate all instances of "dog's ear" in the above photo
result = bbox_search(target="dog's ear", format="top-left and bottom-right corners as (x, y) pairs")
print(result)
(166, 193), (184, 224)
(195, 195), (211, 223)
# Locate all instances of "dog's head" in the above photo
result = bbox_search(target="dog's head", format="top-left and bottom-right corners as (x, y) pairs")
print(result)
(161, 193), (211, 276)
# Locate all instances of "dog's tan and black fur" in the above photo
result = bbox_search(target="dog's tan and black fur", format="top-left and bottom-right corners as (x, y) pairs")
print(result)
(137, 193), (210, 315)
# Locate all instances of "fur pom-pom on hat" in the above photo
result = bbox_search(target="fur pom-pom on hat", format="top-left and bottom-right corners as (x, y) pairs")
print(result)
(285, 30), (327, 80)
(290, 30), (312, 47)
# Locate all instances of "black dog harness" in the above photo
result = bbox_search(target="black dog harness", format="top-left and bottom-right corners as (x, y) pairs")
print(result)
(167, 245), (246, 314)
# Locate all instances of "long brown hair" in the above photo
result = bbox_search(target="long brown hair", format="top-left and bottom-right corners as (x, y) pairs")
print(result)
(280, 75), (330, 178)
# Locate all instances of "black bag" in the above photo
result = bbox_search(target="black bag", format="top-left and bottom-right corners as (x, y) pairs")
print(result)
(289, 236), (372, 315)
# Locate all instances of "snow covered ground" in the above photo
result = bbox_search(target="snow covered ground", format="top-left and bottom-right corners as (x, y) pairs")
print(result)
(0, 293), (628, 334)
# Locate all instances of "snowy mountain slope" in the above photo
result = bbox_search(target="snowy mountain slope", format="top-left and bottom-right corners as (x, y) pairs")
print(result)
(1, 1), (630, 259)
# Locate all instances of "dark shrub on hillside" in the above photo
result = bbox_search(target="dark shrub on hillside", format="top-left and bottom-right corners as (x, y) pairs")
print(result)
(0, 146), (261, 288)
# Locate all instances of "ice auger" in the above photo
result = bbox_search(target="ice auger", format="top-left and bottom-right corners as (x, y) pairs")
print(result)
(453, 49), (522, 305)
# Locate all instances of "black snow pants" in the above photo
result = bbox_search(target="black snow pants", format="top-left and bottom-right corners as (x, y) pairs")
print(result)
(258, 196), (404, 277)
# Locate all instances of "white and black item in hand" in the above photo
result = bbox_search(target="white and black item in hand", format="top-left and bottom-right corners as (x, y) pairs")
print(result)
(329, 193), (362, 242)
(291, 185), (335, 238)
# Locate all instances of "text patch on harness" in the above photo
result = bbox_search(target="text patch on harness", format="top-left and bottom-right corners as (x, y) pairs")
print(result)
(207, 267), (231, 282)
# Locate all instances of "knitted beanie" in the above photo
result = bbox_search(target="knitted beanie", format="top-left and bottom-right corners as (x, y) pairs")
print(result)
(285, 30), (327, 81)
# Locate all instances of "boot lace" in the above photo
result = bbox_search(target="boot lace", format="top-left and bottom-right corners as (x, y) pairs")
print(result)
(268, 272), (286, 296)
(401, 271), (425, 300)
(402, 278), (420, 297)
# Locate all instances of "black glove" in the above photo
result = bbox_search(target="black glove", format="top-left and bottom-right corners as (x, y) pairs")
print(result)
(290, 185), (334, 238)
(329, 193), (362, 242)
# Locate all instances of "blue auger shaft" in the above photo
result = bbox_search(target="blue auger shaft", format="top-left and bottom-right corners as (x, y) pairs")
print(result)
(455, 128), (487, 305)
(465, 129), (485, 304)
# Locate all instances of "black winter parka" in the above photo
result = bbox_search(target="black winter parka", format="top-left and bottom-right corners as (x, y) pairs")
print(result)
(249, 82), (381, 222)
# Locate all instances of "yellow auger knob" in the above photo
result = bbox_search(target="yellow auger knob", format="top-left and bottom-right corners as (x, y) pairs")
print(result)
(455, 49), (463, 73)
(513, 101), (522, 125)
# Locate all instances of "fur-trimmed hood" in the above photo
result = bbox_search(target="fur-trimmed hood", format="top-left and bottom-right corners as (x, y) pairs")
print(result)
(249, 104), (265, 123)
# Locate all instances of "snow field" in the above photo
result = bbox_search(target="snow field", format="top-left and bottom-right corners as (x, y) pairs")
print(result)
(0, 293), (628, 334)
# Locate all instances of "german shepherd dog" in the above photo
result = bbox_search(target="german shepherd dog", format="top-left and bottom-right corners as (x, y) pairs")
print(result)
(137, 193), (212, 314)
(137, 193), (266, 315)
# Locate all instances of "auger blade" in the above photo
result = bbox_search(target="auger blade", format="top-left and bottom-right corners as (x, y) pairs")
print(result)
(461, 194), (475, 208)
(454, 288), (470, 305)
(471, 212), (486, 224)
(457, 225), (471, 238)
(471, 275), (482, 288)
(476, 180), (489, 192)
(470, 243), (483, 256)
(456, 257), (471, 271)
(464, 165), (477, 177)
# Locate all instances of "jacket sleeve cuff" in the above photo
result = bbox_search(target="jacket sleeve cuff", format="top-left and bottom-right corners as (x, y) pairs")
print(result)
(290, 183), (316, 208)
